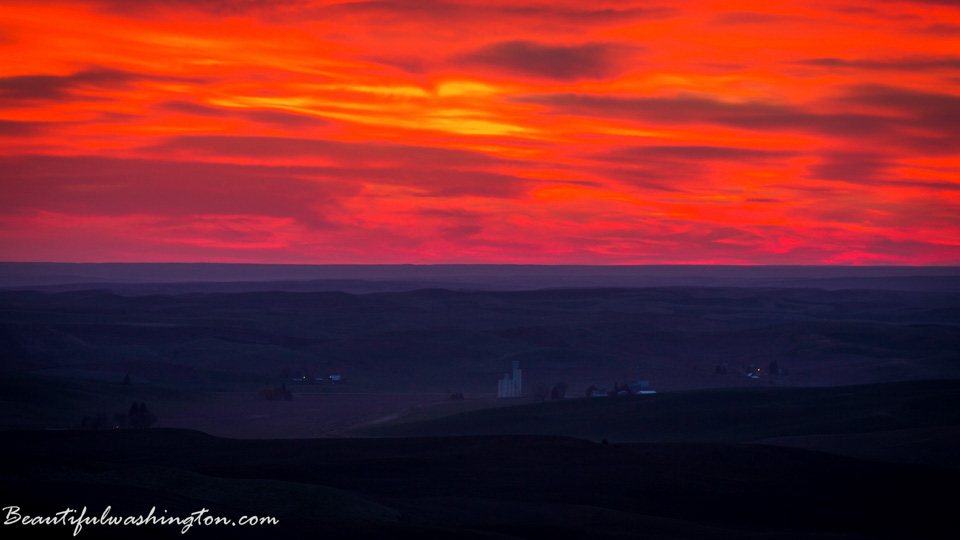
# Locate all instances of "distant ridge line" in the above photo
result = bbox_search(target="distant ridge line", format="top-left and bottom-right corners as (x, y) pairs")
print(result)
(1, 262), (959, 291)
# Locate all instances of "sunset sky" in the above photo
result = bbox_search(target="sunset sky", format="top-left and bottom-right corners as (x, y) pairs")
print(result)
(2, 0), (959, 264)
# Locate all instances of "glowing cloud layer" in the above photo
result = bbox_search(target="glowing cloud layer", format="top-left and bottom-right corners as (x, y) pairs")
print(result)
(1, 0), (959, 263)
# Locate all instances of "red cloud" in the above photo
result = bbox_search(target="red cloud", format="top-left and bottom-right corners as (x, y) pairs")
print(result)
(0, 0), (958, 264)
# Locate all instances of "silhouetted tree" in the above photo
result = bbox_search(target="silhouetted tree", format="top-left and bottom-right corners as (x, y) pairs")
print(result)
(551, 382), (568, 400)
(128, 402), (157, 428)
(585, 385), (598, 398)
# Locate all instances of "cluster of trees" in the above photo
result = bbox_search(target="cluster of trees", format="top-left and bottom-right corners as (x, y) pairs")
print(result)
(533, 381), (569, 400)
(259, 383), (293, 401)
(583, 383), (645, 396)
(126, 402), (157, 428)
(448, 392), (465, 400)
(80, 402), (156, 430)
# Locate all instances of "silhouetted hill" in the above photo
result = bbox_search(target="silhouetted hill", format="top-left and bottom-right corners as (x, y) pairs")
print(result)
(356, 380), (960, 470)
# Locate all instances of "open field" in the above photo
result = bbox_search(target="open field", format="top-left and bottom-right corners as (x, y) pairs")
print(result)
(162, 392), (449, 438)
(3, 283), (959, 397)
(0, 372), (453, 437)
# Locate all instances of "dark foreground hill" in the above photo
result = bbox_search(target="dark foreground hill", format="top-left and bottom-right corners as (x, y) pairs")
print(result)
(356, 380), (960, 467)
(1, 428), (957, 539)
(355, 380), (960, 475)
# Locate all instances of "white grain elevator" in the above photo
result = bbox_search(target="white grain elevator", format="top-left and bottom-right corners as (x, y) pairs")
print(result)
(497, 360), (522, 398)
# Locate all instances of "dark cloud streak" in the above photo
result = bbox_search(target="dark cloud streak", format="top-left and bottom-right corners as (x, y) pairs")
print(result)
(0, 67), (201, 103)
(456, 40), (634, 81)
(592, 145), (790, 162)
(798, 56), (960, 70)
(517, 93), (896, 136)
